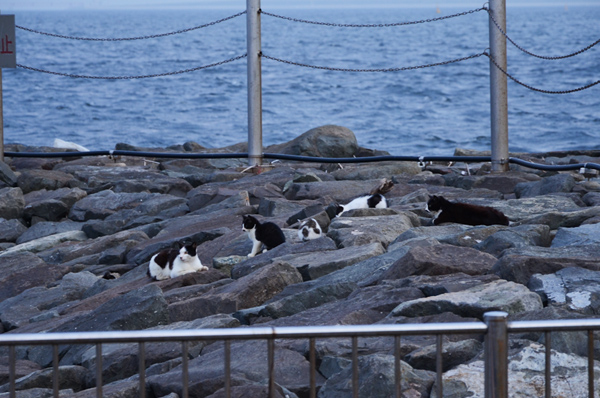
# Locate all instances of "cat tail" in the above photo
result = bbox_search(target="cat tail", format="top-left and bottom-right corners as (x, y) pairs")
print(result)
(370, 178), (394, 195)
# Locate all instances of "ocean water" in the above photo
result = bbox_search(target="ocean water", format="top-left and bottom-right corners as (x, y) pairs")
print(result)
(4, 6), (599, 155)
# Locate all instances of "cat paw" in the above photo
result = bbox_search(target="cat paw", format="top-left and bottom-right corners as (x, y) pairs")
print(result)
(199, 266), (209, 272)
(247, 253), (256, 258)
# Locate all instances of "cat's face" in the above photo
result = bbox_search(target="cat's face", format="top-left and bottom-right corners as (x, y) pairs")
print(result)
(426, 195), (443, 212)
(178, 243), (197, 262)
(242, 215), (258, 232)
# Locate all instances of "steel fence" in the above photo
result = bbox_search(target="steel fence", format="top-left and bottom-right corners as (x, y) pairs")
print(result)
(1, 311), (599, 398)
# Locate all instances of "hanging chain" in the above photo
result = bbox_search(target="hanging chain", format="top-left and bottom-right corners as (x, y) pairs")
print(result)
(260, 7), (486, 28)
(484, 52), (600, 94)
(261, 52), (486, 73)
(16, 54), (247, 79)
(16, 11), (246, 41)
(485, 7), (600, 60)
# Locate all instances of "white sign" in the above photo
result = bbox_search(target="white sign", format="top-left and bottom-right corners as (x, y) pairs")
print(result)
(0, 15), (16, 68)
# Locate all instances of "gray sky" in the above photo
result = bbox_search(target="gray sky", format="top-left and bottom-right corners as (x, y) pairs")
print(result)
(3, 0), (595, 11)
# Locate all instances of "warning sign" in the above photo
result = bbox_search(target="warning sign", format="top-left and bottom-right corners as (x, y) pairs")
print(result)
(0, 15), (16, 68)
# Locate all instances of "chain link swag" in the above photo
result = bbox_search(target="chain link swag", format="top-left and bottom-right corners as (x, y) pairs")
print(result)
(484, 52), (600, 94)
(260, 7), (486, 28)
(16, 11), (246, 41)
(17, 54), (247, 79)
(485, 7), (600, 60)
(261, 52), (486, 72)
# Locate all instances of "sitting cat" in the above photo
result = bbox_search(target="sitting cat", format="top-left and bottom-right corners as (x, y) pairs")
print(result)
(298, 218), (322, 241)
(147, 242), (208, 281)
(427, 195), (509, 226)
(328, 193), (388, 218)
(242, 215), (286, 257)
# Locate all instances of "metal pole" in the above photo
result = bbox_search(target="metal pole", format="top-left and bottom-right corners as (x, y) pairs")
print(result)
(488, 0), (509, 172)
(1, 68), (4, 162)
(246, 0), (262, 167)
(0, 9), (4, 163)
(484, 311), (508, 398)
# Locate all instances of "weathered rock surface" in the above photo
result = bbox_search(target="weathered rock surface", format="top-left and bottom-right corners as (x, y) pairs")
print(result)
(1, 141), (600, 397)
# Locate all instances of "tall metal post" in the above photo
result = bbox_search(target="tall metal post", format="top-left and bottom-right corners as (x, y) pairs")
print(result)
(488, 0), (509, 172)
(0, 68), (4, 163)
(484, 311), (508, 398)
(0, 9), (4, 163)
(246, 0), (262, 167)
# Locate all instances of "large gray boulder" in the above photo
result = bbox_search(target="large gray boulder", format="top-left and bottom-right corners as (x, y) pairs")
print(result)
(17, 169), (81, 194)
(0, 230), (88, 259)
(0, 365), (93, 393)
(491, 245), (600, 285)
(436, 341), (600, 398)
(284, 179), (385, 202)
(82, 193), (187, 238)
(390, 280), (543, 319)
(517, 206), (600, 229)
(474, 224), (552, 256)
(378, 244), (498, 282)
(0, 271), (99, 330)
(27, 284), (169, 367)
(0, 160), (18, 187)
(327, 213), (419, 249)
(0, 187), (25, 220)
(266, 125), (358, 158)
(318, 354), (434, 398)
(0, 218), (27, 242)
(515, 173), (577, 198)
(55, 164), (193, 196)
(23, 187), (87, 222)
(551, 223), (600, 247)
(0, 252), (64, 303)
(16, 221), (84, 244)
(442, 171), (540, 195)
(69, 190), (155, 221)
(148, 339), (323, 398)
(404, 339), (483, 372)
(168, 261), (302, 322)
(79, 314), (240, 384)
(474, 195), (581, 223)
(259, 281), (358, 320)
(284, 242), (386, 281)
(36, 230), (149, 265)
(528, 267), (600, 315)
(230, 237), (338, 279)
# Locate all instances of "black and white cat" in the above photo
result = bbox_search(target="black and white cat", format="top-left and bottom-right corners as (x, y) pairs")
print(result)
(328, 193), (388, 218)
(147, 242), (208, 281)
(298, 218), (322, 241)
(427, 195), (510, 226)
(242, 215), (286, 258)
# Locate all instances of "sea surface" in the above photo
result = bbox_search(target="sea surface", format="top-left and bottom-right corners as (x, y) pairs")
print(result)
(4, 6), (599, 155)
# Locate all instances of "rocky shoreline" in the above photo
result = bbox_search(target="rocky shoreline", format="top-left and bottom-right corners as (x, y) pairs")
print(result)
(1, 125), (600, 398)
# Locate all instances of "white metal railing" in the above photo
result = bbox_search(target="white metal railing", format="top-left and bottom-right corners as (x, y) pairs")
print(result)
(1, 311), (599, 398)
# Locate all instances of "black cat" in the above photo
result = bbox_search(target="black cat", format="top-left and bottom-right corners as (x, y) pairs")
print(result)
(242, 215), (286, 257)
(427, 195), (509, 226)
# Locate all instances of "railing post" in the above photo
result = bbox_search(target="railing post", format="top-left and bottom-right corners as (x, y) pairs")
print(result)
(484, 311), (508, 398)
(488, 0), (509, 172)
(246, 0), (263, 167)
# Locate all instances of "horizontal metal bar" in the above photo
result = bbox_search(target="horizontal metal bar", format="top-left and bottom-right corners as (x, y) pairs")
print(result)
(2, 319), (600, 346)
(0, 323), (489, 346)
(507, 319), (600, 333)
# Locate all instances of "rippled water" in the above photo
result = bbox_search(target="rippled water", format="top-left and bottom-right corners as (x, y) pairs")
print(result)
(4, 6), (599, 155)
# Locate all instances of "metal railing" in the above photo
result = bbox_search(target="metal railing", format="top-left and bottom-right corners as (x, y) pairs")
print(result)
(1, 311), (599, 398)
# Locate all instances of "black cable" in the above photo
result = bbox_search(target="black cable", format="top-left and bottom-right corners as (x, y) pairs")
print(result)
(4, 150), (599, 172)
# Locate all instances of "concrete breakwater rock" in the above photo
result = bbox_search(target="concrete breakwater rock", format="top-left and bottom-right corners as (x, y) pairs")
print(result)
(1, 125), (600, 397)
